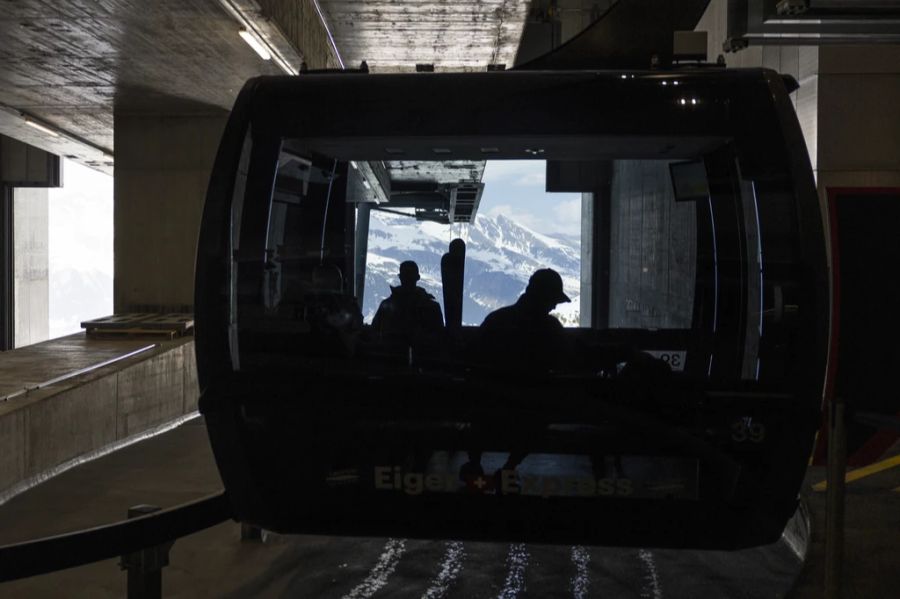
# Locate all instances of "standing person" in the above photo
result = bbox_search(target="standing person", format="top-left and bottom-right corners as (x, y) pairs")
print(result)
(371, 260), (444, 346)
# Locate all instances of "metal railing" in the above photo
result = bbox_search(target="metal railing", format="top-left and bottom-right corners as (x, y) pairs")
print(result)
(0, 492), (231, 587)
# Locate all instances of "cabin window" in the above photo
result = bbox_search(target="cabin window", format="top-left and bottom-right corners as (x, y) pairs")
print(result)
(360, 160), (583, 328)
(230, 134), (788, 383)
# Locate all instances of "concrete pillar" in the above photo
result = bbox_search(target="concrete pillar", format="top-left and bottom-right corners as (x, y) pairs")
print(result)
(580, 192), (595, 327)
(113, 110), (229, 313)
(13, 188), (49, 346)
(580, 186), (613, 329)
(608, 161), (696, 330)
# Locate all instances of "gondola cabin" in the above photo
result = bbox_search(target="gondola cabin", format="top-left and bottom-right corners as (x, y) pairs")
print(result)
(194, 69), (828, 549)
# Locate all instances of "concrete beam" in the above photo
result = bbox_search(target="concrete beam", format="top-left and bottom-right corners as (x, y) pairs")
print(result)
(292, 0), (530, 72)
(258, 0), (342, 69)
(0, 135), (61, 188)
(0, 107), (112, 177)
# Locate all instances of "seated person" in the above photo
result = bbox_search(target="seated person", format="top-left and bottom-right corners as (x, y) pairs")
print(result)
(303, 264), (363, 357)
(371, 261), (444, 347)
(461, 269), (572, 488)
(479, 268), (571, 372)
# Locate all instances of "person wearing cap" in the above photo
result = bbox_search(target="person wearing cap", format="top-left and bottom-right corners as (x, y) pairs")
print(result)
(481, 268), (571, 334)
(371, 260), (444, 344)
(460, 269), (572, 490)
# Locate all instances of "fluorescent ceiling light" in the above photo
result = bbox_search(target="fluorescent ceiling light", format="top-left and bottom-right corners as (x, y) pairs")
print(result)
(239, 29), (272, 61)
(24, 118), (59, 137)
(217, 0), (298, 74)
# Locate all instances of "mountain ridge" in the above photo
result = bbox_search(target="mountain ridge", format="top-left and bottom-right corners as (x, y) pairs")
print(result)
(363, 210), (581, 326)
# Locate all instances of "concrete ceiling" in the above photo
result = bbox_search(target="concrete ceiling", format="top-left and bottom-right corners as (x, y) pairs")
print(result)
(387, 160), (486, 190)
(0, 0), (531, 175)
(318, 0), (530, 71)
(0, 0), (283, 174)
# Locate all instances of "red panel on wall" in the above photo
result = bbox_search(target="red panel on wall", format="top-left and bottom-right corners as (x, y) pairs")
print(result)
(814, 187), (900, 466)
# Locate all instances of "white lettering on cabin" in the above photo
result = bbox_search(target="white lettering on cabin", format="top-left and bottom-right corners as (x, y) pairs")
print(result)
(373, 466), (635, 497)
(374, 466), (392, 490)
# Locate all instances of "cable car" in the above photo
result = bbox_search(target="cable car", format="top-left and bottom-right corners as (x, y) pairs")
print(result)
(194, 67), (828, 549)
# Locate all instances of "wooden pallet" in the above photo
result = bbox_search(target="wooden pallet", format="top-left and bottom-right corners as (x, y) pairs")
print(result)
(81, 313), (194, 339)
(84, 327), (178, 340)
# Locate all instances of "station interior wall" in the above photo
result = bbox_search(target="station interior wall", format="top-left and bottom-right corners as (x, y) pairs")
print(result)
(815, 44), (900, 197)
(608, 160), (696, 330)
(697, 0), (900, 263)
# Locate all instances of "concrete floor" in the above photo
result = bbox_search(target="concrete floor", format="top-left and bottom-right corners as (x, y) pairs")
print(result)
(0, 418), (828, 599)
(789, 444), (900, 599)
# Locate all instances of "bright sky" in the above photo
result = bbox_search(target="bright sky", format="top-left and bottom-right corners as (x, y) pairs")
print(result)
(480, 160), (582, 237)
(47, 159), (114, 338)
(48, 160), (114, 277)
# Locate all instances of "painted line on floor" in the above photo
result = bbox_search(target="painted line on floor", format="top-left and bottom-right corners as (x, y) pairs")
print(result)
(570, 545), (590, 599)
(637, 549), (663, 599)
(497, 543), (529, 599)
(420, 541), (465, 599)
(341, 538), (407, 599)
(812, 454), (900, 491)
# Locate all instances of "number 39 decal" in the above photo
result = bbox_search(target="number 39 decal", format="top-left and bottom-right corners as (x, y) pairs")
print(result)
(731, 419), (766, 443)
(646, 350), (686, 372)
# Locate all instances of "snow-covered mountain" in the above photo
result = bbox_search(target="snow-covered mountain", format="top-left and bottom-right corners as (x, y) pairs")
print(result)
(363, 211), (581, 326)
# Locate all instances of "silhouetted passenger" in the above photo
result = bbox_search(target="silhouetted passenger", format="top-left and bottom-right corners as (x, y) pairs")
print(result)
(371, 261), (444, 346)
(618, 350), (674, 406)
(462, 269), (572, 491)
(480, 268), (571, 371)
(303, 265), (363, 358)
